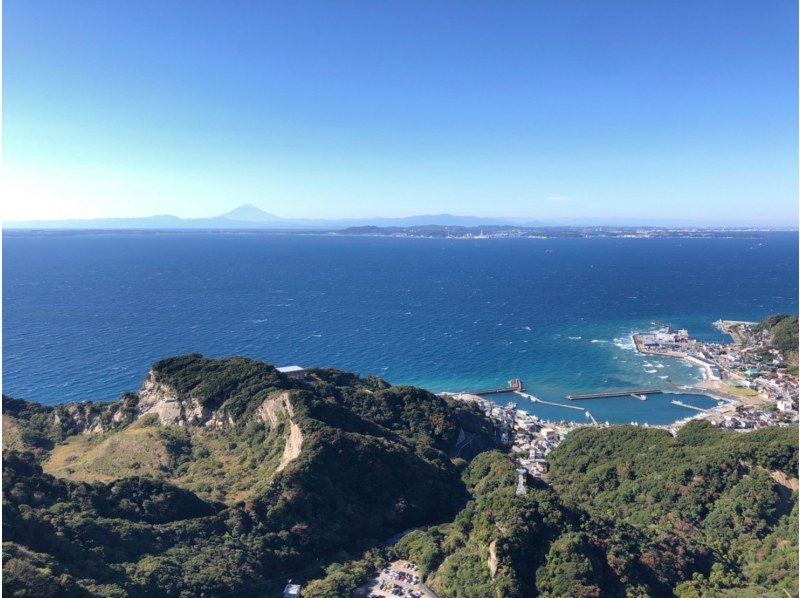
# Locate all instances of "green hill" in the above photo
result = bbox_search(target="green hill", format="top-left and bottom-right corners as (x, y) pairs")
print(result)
(3, 356), (797, 597)
(3, 355), (498, 596)
(386, 422), (798, 597)
(758, 314), (799, 373)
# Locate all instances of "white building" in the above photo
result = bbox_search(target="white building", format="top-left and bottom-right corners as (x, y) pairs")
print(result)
(283, 581), (302, 597)
(277, 365), (306, 379)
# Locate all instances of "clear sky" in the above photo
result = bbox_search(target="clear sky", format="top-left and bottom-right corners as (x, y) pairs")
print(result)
(3, 1), (798, 225)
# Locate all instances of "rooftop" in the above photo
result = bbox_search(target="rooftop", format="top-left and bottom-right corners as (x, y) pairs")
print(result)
(277, 365), (305, 373)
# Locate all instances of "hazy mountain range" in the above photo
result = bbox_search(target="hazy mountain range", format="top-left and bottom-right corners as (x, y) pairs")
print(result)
(3, 204), (794, 230)
(4, 204), (543, 230)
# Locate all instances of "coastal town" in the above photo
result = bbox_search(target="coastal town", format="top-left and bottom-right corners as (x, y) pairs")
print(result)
(332, 224), (767, 240)
(634, 319), (798, 428)
(449, 318), (798, 490)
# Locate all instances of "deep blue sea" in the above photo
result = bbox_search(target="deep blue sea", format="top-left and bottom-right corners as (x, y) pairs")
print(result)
(3, 232), (797, 424)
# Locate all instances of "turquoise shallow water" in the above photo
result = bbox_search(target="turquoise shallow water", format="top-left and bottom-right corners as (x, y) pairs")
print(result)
(3, 232), (797, 423)
(484, 391), (722, 425)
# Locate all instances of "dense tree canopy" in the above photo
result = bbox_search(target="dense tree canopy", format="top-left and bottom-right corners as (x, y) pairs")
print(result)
(3, 356), (797, 596)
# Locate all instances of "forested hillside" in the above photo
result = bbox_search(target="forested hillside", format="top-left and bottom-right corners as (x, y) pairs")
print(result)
(758, 313), (799, 372)
(3, 356), (797, 597)
(3, 356), (497, 596)
(352, 424), (797, 597)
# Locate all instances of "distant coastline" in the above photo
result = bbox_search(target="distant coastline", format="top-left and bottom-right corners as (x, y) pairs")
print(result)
(4, 225), (796, 240)
(5, 203), (797, 233)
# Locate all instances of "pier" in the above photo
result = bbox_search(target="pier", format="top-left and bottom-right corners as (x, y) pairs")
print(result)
(514, 391), (586, 411)
(565, 389), (664, 401)
(473, 378), (524, 395)
(670, 399), (710, 413)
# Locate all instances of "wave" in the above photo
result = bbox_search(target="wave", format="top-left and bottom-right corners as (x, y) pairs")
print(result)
(612, 334), (636, 351)
(567, 336), (582, 340)
(590, 339), (609, 344)
(644, 368), (657, 373)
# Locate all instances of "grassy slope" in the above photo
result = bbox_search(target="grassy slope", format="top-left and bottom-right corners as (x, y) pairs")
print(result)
(40, 411), (290, 504)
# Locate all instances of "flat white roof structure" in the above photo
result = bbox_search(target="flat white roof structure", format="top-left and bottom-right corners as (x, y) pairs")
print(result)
(277, 365), (306, 379)
(277, 365), (305, 373)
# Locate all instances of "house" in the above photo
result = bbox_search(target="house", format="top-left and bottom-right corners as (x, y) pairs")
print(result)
(522, 421), (541, 433)
(530, 458), (549, 475)
(540, 427), (559, 441)
(277, 365), (306, 379)
(283, 581), (302, 597)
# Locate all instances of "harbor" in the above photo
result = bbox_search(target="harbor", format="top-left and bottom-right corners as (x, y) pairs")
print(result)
(458, 379), (726, 426)
(445, 317), (797, 435)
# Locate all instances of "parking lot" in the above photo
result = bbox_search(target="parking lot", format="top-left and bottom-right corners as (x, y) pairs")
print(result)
(357, 560), (438, 598)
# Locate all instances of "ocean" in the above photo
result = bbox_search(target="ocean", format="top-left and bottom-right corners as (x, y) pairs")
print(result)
(3, 231), (797, 424)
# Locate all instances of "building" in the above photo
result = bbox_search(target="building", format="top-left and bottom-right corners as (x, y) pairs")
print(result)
(283, 581), (302, 597)
(515, 468), (528, 495)
(540, 427), (559, 441)
(277, 365), (306, 379)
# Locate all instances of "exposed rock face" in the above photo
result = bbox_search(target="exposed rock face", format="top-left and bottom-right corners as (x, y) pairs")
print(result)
(136, 371), (211, 426)
(130, 370), (307, 476)
(258, 391), (303, 472)
(52, 405), (107, 434)
(137, 372), (185, 424)
(257, 391), (292, 426)
(770, 469), (800, 492)
(51, 394), (139, 436)
(488, 539), (498, 579)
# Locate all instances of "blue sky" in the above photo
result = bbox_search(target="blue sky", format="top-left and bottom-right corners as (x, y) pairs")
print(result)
(4, 1), (798, 225)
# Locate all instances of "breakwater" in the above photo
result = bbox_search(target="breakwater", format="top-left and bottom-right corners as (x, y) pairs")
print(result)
(565, 389), (664, 401)
(514, 391), (586, 411)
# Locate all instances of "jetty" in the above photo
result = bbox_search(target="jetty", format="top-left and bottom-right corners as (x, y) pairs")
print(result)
(514, 391), (586, 411)
(565, 389), (663, 401)
(670, 399), (710, 413)
(472, 378), (524, 395)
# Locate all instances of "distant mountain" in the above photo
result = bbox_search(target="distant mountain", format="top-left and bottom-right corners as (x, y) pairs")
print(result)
(217, 203), (280, 222)
(5, 208), (790, 231)
(3, 209), (537, 230)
